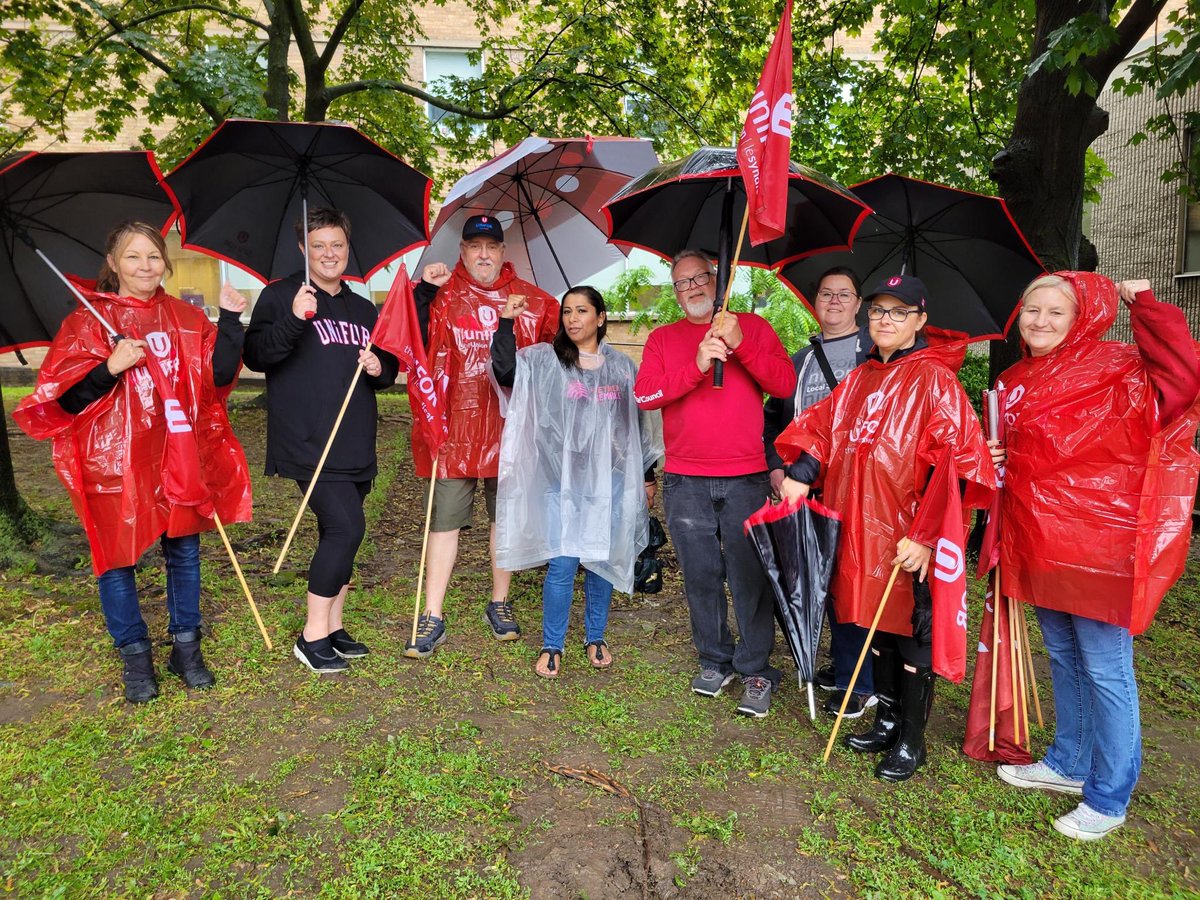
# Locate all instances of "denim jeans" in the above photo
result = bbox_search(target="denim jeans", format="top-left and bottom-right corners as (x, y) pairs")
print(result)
(828, 599), (874, 695)
(541, 556), (613, 651)
(97, 533), (202, 648)
(664, 472), (781, 686)
(1036, 606), (1141, 816)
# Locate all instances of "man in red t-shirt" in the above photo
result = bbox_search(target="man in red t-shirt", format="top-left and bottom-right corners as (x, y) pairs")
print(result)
(634, 249), (796, 716)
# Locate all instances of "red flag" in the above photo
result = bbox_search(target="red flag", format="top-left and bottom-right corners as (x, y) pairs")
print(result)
(908, 447), (969, 683)
(736, 0), (794, 246)
(371, 264), (448, 454)
(962, 581), (1033, 763)
(976, 388), (1006, 577)
(134, 331), (214, 518)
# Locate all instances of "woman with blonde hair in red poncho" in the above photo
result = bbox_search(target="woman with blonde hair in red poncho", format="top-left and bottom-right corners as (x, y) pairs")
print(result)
(14, 221), (252, 704)
(989, 273), (1200, 841)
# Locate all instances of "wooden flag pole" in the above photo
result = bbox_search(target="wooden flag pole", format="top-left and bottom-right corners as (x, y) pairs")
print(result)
(274, 359), (368, 573)
(405, 452), (440, 653)
(824, 555), (904, 763)
(1007, 594), (1021, 745)
(989, 563), (1001, 752)
(715, 205), (751, 331)
(1011, 597), (1031, 749)
(213, 513), (273, 650)
(1017, 600), (1045, 727)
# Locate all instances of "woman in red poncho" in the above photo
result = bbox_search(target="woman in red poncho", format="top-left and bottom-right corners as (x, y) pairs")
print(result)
(991, 273), (1200, 841)
(775, 274), (995, 782)
(13, 222), (252, 704)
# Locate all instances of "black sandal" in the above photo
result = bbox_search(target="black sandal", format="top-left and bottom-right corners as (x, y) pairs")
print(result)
(535, 648), (561, 679)
(584, 640), (612, 669)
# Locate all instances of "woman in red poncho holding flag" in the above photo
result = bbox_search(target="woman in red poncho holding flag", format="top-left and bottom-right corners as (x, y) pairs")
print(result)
(13, 222), (252, 704)
(775, 274), (995, 782)
(989, 273), (1200, 841)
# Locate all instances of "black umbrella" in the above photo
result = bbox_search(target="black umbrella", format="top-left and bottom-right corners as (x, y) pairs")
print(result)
(744, 496), (842, 720)
(778, 173), (1046, 339)
(164, 119), (432, 284)
(0, 151), (177, 356)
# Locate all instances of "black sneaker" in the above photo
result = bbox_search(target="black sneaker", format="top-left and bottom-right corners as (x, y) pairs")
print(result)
(293, 634), (349, 673)
(814, 664), (837, 691)
(403, 613), (447, 659)
(823, 690), (877, 719)
(328, 628), (369, 659)
(736, 676), (774, 718)
(484, 602), (521, 641)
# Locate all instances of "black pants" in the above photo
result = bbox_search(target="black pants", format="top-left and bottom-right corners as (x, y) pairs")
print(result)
(298, 479), (370, 597)
(871, 575), (932, 668)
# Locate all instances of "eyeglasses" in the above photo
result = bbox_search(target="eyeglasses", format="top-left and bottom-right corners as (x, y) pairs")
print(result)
(867, 305), (922, 322)
(672, 271), (713, 292)
(815, 289), (859, 304)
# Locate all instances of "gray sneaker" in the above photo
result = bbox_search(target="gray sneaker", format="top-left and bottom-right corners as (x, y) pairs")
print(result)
(1053, 802), (1125, 841)
(997, 760), (1084, 796)
(691, 668), (736, 697)
(736, 676), (773, 718)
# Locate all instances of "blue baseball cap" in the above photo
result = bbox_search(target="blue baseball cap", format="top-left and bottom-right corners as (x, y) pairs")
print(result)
(462, 214), (504, 242)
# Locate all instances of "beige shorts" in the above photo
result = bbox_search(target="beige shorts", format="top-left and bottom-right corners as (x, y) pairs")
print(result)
(430, 477), (498, 532)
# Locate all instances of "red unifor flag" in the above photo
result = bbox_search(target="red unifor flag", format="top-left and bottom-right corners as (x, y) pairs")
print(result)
(907, 446), (969, 683)
(371, 264), (448, 454)
(736, 0), (794, 246)
(962, 582), (1033, 763)
(976, 388), (1006, 577)
(135, 331), (214, 517)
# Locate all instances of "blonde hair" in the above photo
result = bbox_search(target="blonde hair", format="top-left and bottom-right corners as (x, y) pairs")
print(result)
(1021, 274), (1078, 310)
(96, 221), (173, 293)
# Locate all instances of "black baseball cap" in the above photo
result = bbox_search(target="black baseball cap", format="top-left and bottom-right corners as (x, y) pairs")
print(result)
(462, 214), (504, 242)
(865, 274), (928, 311)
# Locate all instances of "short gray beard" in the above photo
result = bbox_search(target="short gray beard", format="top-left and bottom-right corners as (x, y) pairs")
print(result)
(683, 298), (714, 319)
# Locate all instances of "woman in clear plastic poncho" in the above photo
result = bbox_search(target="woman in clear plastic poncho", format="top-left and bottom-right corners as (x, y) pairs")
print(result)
(493, 286), (661, 678)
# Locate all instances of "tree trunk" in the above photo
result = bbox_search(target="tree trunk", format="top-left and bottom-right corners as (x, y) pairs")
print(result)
(0, 385), (29, 525)
(264, 2), (293, 121)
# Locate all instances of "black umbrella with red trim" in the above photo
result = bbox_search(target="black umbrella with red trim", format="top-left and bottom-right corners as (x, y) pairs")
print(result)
(778, 173), (1046, 339)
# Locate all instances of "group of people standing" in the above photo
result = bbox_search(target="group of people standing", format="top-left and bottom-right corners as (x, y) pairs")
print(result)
(15, 204), (1200, 844)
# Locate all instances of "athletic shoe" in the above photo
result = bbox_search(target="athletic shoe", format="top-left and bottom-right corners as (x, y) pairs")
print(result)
(823, 690), (877, 719)
(997, 760), (1084, 796)
(328, 628), (369, 659)
(293, 634), (349, 673)
(403, 614), (446, 659)
(736, 676), (774, 718)
(1053, 802), (1125, 841)
(484, 602), (521, 641)
(691, 668), (737, 697)
(815, 664), (837, 691)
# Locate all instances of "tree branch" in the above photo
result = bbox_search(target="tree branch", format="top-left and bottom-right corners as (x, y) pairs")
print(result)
(318, 0), (369, 70)
(323, 75), (554, 119)
(1086, 0), (1170, 82)
(81, 2), (268, 54)
(283, 0), (318, 67)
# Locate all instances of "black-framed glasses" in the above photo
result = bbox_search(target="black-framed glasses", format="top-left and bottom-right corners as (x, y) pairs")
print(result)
(867, 305), (922, 322)
(815, 289), (859, 304)
(672, 271), (713, 292)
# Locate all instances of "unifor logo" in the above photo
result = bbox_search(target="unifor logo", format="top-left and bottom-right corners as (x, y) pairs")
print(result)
(849, 390), (887, 444)
(1003, 382), (1025, 427)
(933, 537), (964, 583)
(887, 276), (902, 287)
(478, 305), (499, 328)
(146, 331), (171, 359)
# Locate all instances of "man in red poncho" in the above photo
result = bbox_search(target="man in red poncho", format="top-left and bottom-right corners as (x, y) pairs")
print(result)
(14, 222), (252, 703)
(406, 214), (559, 657)
(776, 275), (995, 781)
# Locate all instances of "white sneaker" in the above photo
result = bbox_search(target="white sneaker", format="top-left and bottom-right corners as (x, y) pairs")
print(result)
(997, 760), (1084, 795)
(1053, 802), (1125, 841)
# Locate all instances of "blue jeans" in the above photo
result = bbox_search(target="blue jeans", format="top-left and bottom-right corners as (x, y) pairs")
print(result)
(828, 599), (874, 695)
(541, 556), (613, 651)
(97, 533), (202, 648)
(1036, 606), (1141, 816)
(664, 472), (781, 686)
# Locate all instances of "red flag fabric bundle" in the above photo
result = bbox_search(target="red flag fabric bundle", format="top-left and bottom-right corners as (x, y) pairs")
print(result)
(963, 582), (1032, 763)
(736, 0), (794, 246)
(908, 446), (970, 683)
(371, 264), (448, 455)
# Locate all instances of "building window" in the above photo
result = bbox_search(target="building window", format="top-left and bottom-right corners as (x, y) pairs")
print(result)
(1183, 130), (1200, 274)
(424, 49), (483, 130)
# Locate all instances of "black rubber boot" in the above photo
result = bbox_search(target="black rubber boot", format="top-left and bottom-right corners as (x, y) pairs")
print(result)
(875, 664), (935, 782)
(167, 629), (216, 689)
(120, 639), (159, 703)
(844, 645), (901, 753)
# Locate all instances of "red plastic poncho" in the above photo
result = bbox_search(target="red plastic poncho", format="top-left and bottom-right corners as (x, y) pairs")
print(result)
(13, 280), (252, 575)
(998, 272), (1200, 634)
(412, 260), (558, 479)
(775, 333), (996, 636)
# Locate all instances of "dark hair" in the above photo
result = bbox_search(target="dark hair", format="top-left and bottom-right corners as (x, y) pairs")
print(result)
(96, 221), (173, 294)
(294, 206), (352, 241)
(554, 285), (607, 370)
(814, 265), (861, 298)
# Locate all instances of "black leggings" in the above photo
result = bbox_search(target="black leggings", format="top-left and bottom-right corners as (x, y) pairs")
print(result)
(298, 479), (371, 598)
(871, 575), (933, 668)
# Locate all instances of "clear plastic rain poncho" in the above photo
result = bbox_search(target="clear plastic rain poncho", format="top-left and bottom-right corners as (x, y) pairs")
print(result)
(496, 343), (663, 594)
